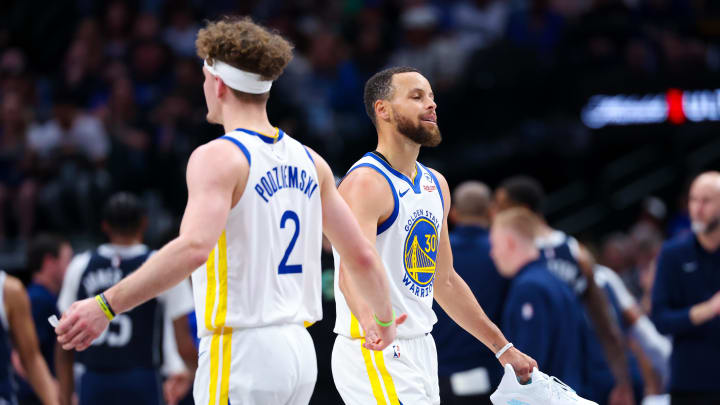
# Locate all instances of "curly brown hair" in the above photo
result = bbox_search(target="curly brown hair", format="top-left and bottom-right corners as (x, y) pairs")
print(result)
(196, 16), (293, 82)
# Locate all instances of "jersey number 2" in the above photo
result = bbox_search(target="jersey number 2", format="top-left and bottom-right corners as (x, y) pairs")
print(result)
(278, 210), (303, 274)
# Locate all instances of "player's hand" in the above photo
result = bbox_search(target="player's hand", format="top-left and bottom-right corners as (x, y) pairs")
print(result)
(708, 290), (720, 316)
(362, 313), (408, 351)
(498, 347), (537, 383)
(163, 371), (193, 405)
(55, 298), (110, 351)
(608, 381), (635, 405)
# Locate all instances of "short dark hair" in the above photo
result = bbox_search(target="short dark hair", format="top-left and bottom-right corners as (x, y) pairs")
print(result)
(498, 175), (545, 214)
(364, 66), (420, 126)
(27, 233), (65, 273)
(102, 192), (146, 236)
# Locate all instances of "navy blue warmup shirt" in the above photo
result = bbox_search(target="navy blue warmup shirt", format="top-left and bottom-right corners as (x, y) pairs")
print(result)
(502, 259), (584, 391)
(652, 233), (720, 393)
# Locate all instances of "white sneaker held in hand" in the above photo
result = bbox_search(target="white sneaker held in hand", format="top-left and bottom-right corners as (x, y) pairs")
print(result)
(490, 364), (598, 405)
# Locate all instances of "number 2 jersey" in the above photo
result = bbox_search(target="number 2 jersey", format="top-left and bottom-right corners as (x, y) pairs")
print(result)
(333, 152), (445, 339)
(191, 128), (323, 337)
(58, 244), (194, 371)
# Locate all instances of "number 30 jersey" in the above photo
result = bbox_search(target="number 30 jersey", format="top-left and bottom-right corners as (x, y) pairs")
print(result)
(191, 128), (323, 337)
(334, 153), (445, 339)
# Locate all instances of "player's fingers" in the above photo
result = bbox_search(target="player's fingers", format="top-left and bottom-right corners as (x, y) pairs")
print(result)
(76, 335), (96, 351)
(63, 328), (89, 351)
(395, 313), (408, 325)
(57, 320), (84, 346)
(363, 340), (387, 351)
(55, 310), (77, 335)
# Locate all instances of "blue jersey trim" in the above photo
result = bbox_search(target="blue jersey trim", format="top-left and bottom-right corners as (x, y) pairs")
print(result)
(418, 162), (444, 211)
(364, 152), (422, 194)
(303, 146), (315, 164)
(234, 127), (285, 144)
(218, 136), (251, 166)
(342, 163), (399, 235)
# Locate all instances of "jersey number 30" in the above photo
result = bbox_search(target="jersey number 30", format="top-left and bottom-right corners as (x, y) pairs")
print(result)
(278, 210), (303, 274)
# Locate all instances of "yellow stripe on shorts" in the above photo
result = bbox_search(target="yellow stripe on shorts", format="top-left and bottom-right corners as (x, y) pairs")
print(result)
(219, 328), (233, 405)
(375, 349), (400, 405)
(208, 333), (221, 405)
(208, 328), (233, 405)
(360, 339), (386, 405)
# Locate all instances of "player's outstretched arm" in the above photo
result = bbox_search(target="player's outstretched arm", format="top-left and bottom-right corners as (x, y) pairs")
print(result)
(429, 169), (537, 381)
(56, 140), (246, 351)
(5, 276), (59, 405)
(577, 249), (634, 405)
(309, 148), (403, 350)
(55, 345), (74, 405)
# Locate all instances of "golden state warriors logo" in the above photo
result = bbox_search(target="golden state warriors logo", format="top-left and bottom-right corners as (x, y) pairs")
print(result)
(402, 214), (439, 297)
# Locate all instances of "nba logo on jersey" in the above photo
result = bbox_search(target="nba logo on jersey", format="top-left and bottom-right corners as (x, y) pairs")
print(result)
(393, 344), (401, 359)
(402, 209), (440, 297)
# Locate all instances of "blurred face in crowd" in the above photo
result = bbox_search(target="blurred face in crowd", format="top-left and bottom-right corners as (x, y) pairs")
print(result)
(47, 243), (73, 285)
(491, 188), (513, 218)
(489, 225), (517, 277)
(387, 72), (441, 147)
(689, 172), (720, 235)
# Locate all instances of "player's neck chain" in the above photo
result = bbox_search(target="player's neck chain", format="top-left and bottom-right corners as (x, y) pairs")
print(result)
(372, 150), (417, 180)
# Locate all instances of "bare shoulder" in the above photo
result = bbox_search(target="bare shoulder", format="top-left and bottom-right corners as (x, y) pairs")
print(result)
(186, 138), (250, 183)
(339, 165), (393, 199)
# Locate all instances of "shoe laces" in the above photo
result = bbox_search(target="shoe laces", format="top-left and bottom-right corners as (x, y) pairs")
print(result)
(535, 370), (577, 400)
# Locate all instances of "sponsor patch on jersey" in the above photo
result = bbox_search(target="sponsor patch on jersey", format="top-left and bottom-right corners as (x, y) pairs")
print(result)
(422, 172), (436, 192)
(521, 302), (534, 320)
(402, 215), (438, 297)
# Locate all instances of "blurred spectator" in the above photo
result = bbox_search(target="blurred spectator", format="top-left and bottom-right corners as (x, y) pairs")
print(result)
(433, 181), (509, 405)
(129, 40), (172, 110)
(0, 92), (36, 242)
(103, 0), (133, 60)
(450, 0), (510, 54)
(601, 232), (634, 276)
(163, 7), (200, 57)
(388, 5), (466, 90)
(652, 171), (720, 404)
(28, 88), (110, 233)
(506, 0), (566, 61)
(103, 76), (151, 192)
(13, 234), (72, 405)
(490, 207), (584, 390)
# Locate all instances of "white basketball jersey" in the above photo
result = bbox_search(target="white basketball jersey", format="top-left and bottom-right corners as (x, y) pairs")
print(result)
(333, 152), (445, 339)
(192, 128), (323, 337)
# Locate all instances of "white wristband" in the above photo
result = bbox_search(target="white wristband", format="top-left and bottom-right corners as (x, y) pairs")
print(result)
(495, 343), (513, 359)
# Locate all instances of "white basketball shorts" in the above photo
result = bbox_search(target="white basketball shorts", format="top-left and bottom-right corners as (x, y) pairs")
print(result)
(331, 333), (440, 405)
(194, 323), (317, 405)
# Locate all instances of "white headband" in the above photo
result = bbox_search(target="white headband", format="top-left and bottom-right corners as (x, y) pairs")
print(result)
(204, 59), (273, 94)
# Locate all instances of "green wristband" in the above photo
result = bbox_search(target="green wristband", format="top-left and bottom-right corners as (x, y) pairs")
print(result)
(373, 310), (396, 328)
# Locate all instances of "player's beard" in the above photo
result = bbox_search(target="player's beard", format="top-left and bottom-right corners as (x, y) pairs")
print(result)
(393, 111), (442, 147)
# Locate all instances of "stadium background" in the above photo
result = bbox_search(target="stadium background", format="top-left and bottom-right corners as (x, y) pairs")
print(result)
(1, 0), (719, 403)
